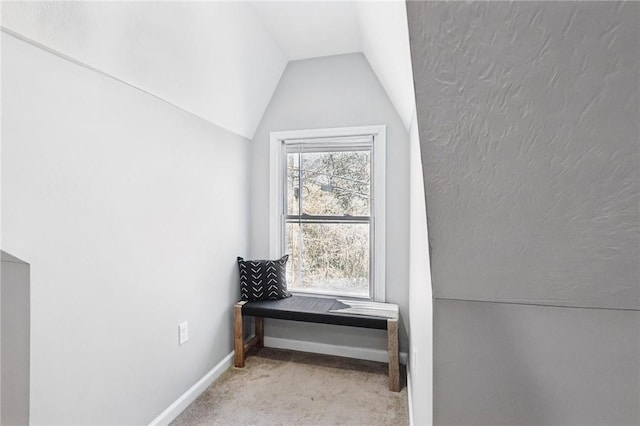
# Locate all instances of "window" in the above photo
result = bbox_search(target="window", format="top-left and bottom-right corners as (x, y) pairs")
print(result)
(270, 126), (386, 301)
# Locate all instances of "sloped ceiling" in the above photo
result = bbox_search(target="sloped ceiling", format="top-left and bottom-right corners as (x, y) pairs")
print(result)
(356, 1), (415, 129)
(1, 1), (414, 138)
(1, 1), (288, 139)
(250, 2), (362, 60)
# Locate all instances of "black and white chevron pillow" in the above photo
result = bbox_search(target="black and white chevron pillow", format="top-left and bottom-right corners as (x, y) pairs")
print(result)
(237, 255), (291, 301)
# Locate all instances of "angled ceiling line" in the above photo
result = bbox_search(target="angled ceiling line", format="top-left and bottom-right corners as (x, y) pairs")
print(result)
(1, 1), (416, 137)
(0, 26), (249, 141)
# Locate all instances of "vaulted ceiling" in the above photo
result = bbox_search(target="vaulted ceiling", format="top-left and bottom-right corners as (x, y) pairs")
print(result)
(1, 1), (415, 139)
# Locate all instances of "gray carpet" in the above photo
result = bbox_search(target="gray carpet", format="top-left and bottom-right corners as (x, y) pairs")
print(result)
(171, 347), (409, 426)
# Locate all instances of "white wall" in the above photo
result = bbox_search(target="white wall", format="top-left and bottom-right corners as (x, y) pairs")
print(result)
(250, 53), (411, 353)
(408, 1), (639, 424)
(1, 32), (250, 424)
(408, 114), (433, 426)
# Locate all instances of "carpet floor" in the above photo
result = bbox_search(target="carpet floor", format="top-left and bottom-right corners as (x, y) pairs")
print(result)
(170, 347), (409, 426)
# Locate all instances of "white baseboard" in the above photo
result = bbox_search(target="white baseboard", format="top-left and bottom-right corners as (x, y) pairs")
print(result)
(264, 336), (408, 365)
(407, 362), (414, 426)
(148, 351), (234, 426)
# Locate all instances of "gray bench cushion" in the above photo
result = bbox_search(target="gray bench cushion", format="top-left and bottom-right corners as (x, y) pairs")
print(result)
(241, 295), (389, 330)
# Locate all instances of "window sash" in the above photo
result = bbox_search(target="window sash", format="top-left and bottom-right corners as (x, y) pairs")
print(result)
(285, 221), (372, 299)
(284, 143), (374, 217)
(282, 139), (375, 299)
(270, 125), (386, 302)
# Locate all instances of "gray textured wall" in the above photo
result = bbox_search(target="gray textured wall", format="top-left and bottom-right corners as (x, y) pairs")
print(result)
(408, 1), (639, 424)
(1, 252), (30, 426)
(409, 0), (638, 309)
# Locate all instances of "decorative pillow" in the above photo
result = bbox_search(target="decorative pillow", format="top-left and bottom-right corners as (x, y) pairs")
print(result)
(237, 255), (291, 301)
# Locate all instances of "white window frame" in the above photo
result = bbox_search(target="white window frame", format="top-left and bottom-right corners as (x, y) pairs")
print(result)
(269, 125), (386, 302)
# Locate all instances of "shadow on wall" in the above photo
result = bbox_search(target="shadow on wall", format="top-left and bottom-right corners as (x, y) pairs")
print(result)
(1, 251), (30, 426)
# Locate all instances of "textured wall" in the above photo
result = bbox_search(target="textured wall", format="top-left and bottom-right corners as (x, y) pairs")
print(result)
(409, 1), (639, 309)
(408, 1), (639, 424)
(2, 33), (250, 424)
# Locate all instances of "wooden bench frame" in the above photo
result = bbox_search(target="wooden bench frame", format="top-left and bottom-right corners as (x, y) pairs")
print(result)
(233, 300), (400, 392)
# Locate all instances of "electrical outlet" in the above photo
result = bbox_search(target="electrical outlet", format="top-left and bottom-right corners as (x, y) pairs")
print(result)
(178, 321), (189, 345)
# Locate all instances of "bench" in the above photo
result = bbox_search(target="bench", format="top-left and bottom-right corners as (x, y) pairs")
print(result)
(233, 295), (400, 391)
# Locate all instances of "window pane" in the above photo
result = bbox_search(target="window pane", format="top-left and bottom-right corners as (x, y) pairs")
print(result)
(300, 151), (370, 216)
(286, 153), (300, 215)
(286, 222), (369, 298)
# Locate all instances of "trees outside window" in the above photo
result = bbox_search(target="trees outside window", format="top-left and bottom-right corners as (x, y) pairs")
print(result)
(285, 149), (371, 297)
(270, 126), (386, 301)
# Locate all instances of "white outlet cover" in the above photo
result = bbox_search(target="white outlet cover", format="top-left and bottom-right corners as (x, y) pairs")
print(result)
(178, 322), (189, 345)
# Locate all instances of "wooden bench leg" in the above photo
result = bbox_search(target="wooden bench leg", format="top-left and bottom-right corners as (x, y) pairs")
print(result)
(234, 301), (247, 368)
(388, 318), (400, 392)
(255, 317), (264, 348)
